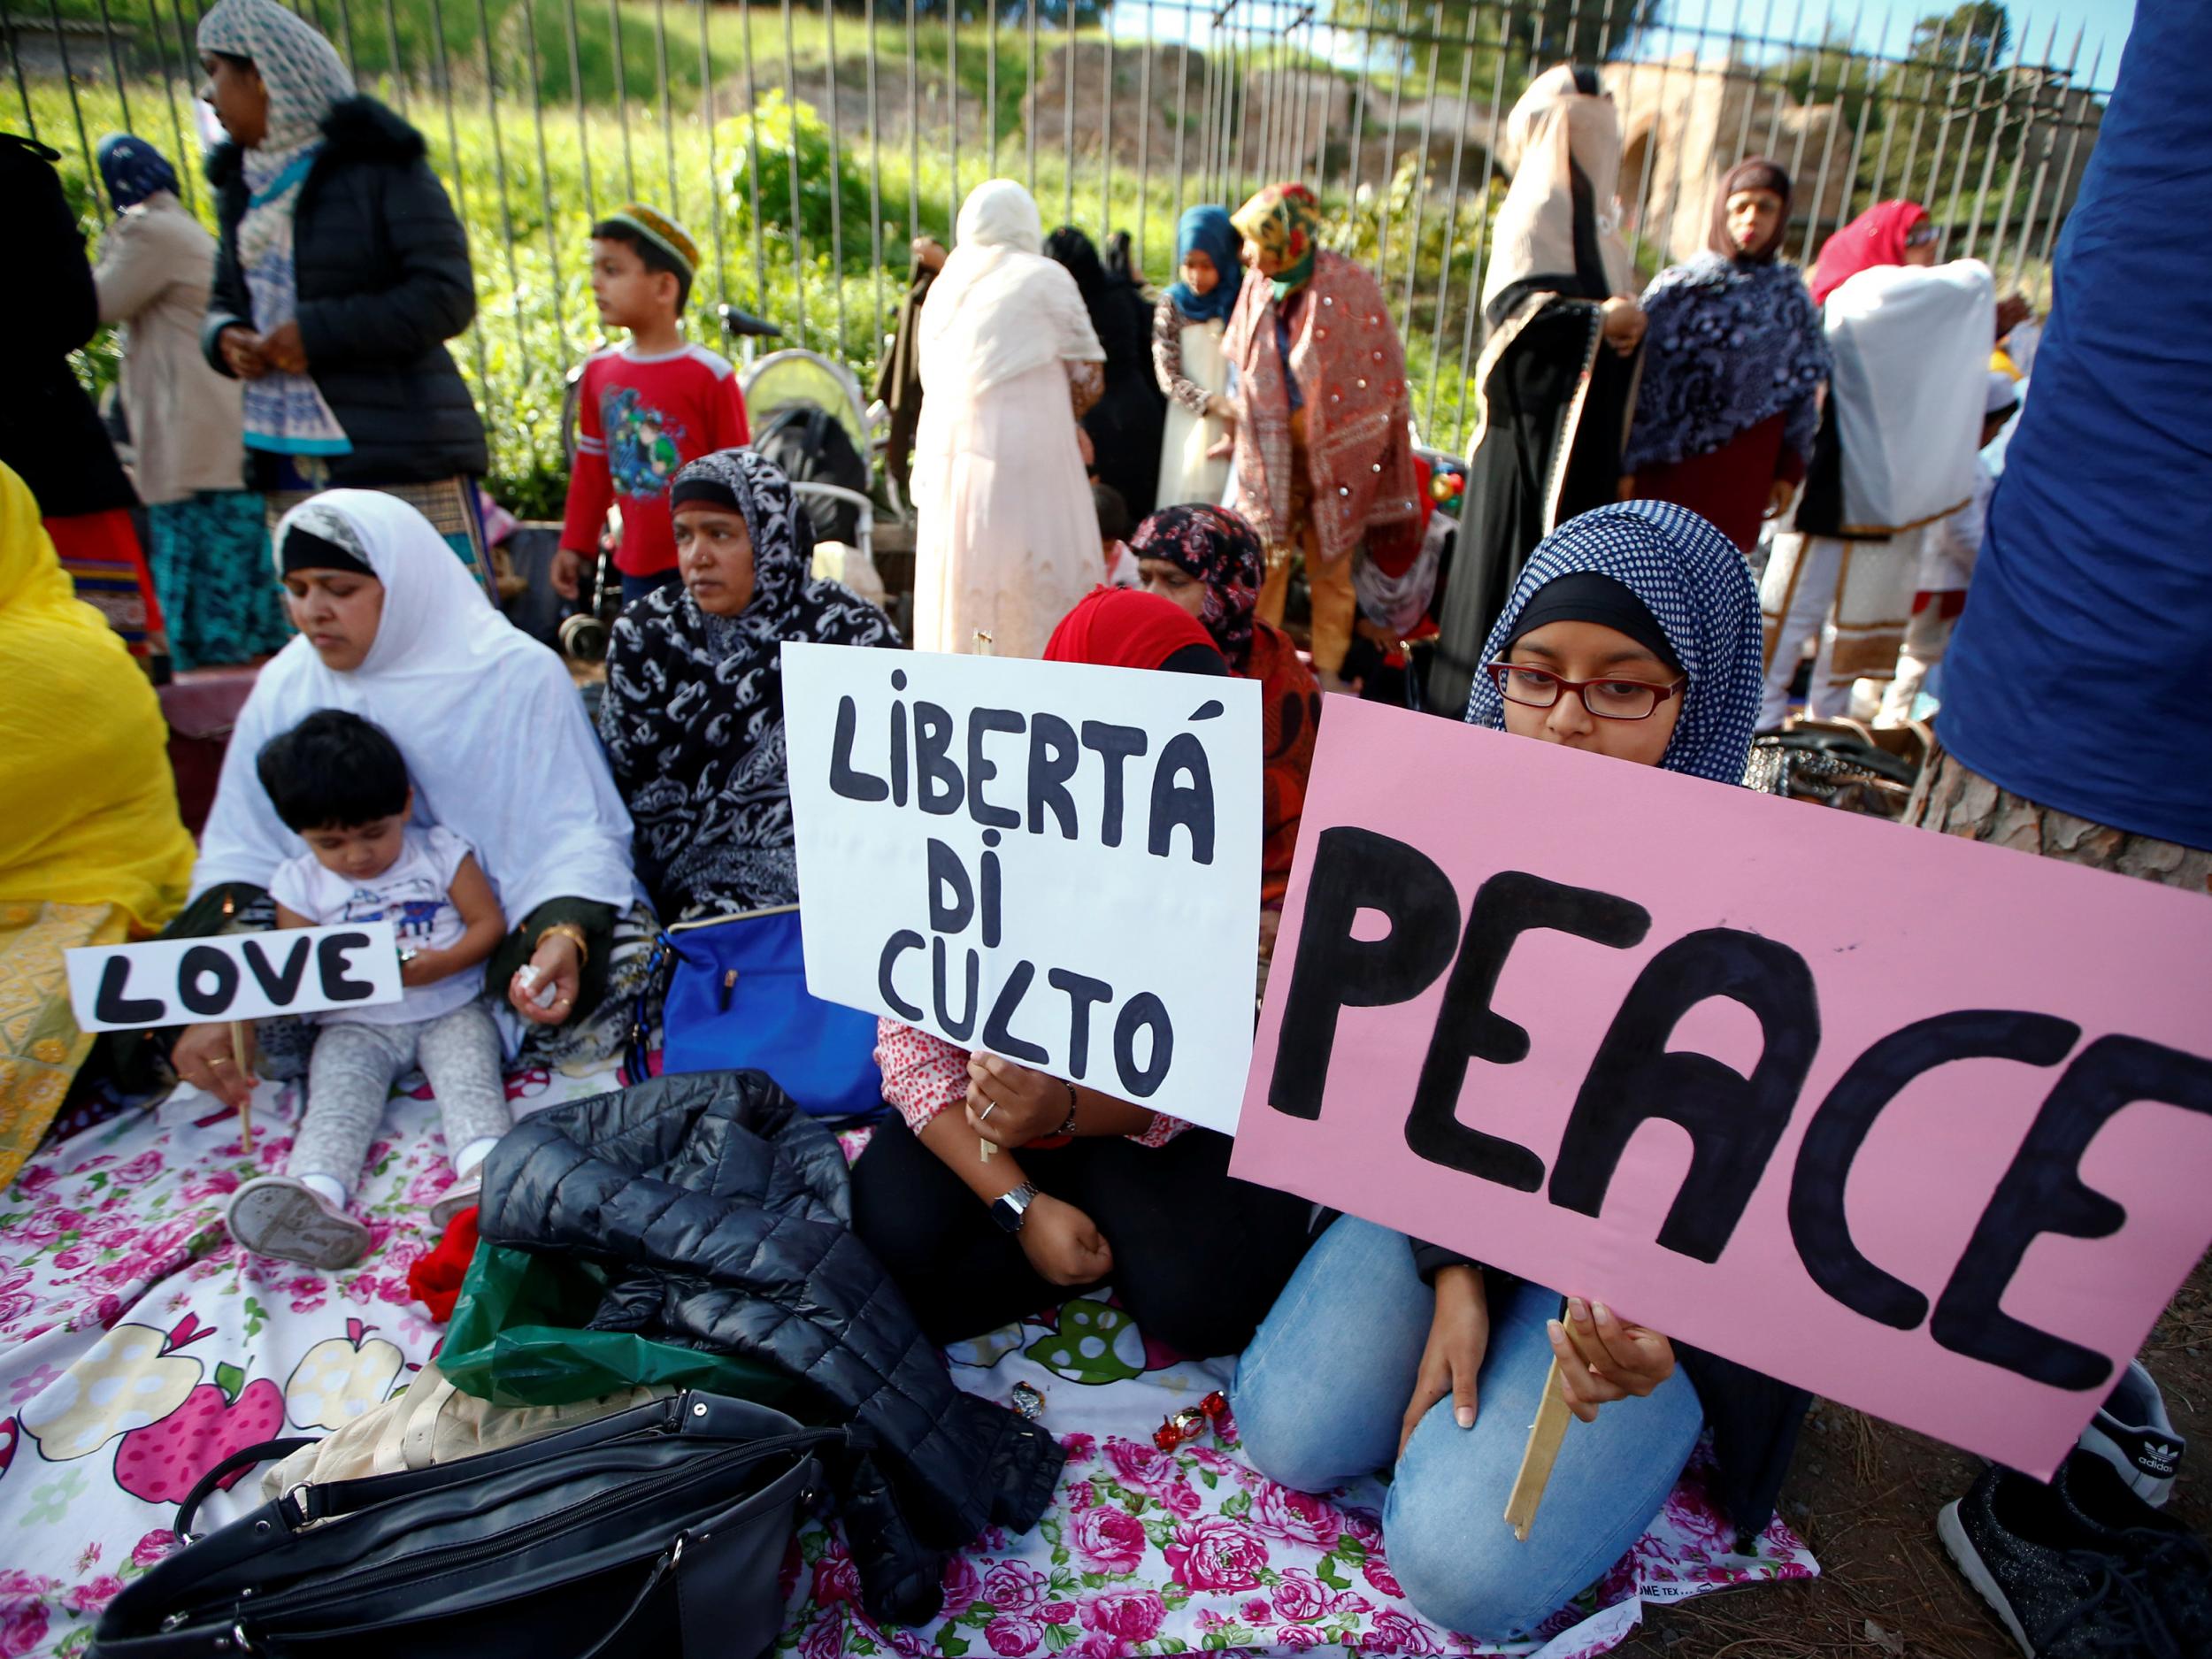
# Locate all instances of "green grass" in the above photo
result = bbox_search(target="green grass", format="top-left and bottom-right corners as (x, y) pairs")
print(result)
(29, 0), (1098, 121)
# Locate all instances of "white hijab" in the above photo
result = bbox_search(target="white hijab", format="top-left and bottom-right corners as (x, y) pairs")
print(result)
(193, 491), (636, 926)
(919, 180), (1102, 396)
(1481, 64), (1636, 312)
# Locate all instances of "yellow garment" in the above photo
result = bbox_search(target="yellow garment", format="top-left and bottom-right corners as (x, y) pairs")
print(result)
(1991, 345), (2022, 380)
(0, 900), (129, 1190)
(0, 463), (196, 1188)
(0, 462), (196, 930)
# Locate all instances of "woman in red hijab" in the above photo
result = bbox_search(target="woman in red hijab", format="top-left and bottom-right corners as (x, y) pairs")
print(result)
(1125, 506), (1321, 941)
(1809, 199), (1936, 306)
(1041, 582), (1230, 675)
(849, 583), (1313, 1361)
(1760, 197), (1997, 729)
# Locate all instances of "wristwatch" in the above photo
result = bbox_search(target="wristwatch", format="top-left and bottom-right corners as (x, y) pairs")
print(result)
(990, 1181), (1041, 1235)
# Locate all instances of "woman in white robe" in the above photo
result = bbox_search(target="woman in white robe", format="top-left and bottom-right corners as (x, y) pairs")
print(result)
(910, 180), (1105, 660)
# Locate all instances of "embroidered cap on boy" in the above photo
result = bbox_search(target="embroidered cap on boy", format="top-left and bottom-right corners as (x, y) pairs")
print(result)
(601, 203), (698, 280)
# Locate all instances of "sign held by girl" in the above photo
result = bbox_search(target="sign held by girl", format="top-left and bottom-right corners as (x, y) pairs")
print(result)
(1230, 698), (2212, 1478)
(783, 642), (1263, 1134)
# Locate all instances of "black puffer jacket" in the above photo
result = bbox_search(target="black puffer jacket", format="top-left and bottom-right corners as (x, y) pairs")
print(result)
(477, 1070), (1064, 1625)
(202, 96), (487, 484)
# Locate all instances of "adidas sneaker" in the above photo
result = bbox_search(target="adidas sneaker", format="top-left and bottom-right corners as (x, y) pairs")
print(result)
(2079, 1358), (2183, 1508)
(2050, 1449), (2212, 1655)
(1939, 1460), (2189, 1658)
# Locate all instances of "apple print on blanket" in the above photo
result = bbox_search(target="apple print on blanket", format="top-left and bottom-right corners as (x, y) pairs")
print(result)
(19, 1314), (284, 1509)
(17, 1312), (405, 1511)
(1025, 1299), (1147, 1385)
(20, 1317), (217, 1463)
(285, 1320), (407, 1432)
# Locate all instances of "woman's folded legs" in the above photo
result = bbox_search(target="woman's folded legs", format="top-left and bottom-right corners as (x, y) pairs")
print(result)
(850, 1117), (1314, 1358)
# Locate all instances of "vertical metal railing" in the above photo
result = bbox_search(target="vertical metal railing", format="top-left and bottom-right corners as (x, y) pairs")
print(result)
(15, 0), (2116, 489)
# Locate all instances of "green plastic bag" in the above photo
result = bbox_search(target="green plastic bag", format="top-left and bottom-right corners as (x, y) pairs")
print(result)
(439, 1240), (795, 1409)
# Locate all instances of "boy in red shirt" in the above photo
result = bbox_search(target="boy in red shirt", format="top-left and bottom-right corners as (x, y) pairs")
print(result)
(555, 204), (749, 605)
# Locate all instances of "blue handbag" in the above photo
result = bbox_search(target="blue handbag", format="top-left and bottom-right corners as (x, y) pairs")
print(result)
(634, 905), (885, 1117)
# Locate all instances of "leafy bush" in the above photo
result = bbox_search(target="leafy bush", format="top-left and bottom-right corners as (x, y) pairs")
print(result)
(719, 90), (879, 266)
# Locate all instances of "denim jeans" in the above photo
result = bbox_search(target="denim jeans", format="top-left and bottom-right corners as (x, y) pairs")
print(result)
(1231, 1216), (1703, 1640)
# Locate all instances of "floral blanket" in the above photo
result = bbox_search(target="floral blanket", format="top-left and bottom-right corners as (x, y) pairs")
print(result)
(0, 1073), (1816, 1658)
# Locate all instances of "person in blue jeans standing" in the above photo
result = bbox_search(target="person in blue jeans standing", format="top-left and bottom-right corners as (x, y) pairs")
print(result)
(1231, 501), (1809, 1641)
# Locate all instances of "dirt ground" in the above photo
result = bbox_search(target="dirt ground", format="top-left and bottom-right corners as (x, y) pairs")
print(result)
(1615, 1254), (2212, 1658)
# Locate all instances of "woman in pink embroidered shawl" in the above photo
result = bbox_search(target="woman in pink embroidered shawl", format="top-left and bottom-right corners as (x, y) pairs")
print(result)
(1224, 183), (1421, 692)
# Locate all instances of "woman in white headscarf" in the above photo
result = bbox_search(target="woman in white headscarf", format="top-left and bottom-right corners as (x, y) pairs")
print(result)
(1428, 65), (1647, 718)
(167, 492), (639, 1096)
(910, 179), (1106, 660)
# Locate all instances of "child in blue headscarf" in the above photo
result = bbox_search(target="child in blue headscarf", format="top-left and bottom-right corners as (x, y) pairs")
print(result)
(1151, 205), (1246, 507)
(92, 133), (292, 670)
(1232, 502), (1806, 1644)
(97, 133), (182, 211)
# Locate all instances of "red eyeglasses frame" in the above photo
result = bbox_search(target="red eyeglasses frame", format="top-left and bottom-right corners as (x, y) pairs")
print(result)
(1482, 661), (1687, 722)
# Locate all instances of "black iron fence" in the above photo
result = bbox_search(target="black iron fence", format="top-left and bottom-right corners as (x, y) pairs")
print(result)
(9, 0), (2112, 510)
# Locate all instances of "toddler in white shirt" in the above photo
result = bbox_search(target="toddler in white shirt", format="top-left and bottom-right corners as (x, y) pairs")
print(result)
(225, 710), (511, 1269)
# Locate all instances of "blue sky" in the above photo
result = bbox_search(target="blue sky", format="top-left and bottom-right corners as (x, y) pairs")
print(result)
(1116, 0), (2136, 88)
(1862, 0), (2131, 65)
(1664, 0), (2135, 80)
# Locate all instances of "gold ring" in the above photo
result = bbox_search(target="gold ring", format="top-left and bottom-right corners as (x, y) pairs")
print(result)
(210, 1056), (234, 1068)
(978, 1101), (997, 1122)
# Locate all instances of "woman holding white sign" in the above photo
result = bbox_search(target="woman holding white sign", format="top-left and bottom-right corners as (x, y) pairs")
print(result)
(850, 588), (1313, 1358)
(166, 491), (638, 1097)
(1232, 502), (1810, 1642)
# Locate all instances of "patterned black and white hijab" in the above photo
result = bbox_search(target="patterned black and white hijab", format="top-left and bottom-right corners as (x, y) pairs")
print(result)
(596, 446), (898, 921)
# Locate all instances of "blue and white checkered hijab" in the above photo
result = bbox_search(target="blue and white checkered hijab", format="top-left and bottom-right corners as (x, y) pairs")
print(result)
(1463, 501), (1764, 785)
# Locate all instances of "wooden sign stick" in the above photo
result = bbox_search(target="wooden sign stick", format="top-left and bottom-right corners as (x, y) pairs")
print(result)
(1502, 1356), (1576, 1540)
(229, 1020), (253, 1153)
(972, 627), (997, 1165)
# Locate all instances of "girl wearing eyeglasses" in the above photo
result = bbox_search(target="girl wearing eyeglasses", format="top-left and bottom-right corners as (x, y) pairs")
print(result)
(1230, 500), (1809, 1643)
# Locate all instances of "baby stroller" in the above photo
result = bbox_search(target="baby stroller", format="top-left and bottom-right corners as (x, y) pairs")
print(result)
(739, 335), (879, 570)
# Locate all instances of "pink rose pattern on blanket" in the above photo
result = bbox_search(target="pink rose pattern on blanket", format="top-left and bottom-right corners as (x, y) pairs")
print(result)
(776, 1390), (1812, 1659)
(0, 1080), (1815, 1658)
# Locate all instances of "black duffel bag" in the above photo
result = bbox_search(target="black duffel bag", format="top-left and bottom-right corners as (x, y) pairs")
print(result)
(91, 1390), (846, 1659)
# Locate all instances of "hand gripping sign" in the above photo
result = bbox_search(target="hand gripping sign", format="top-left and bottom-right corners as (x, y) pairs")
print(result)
(1229, 699), (2212, 1491)
(67, 923), (404, 1148)
(781, 643), (1262, 1136)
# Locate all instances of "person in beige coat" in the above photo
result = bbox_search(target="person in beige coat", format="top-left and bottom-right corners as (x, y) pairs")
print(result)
(93, 134), (288, 668)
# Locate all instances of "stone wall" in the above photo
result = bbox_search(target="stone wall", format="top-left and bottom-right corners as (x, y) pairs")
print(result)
(1024, 39), (1204, 173)
(1604, 55), (1849, 265)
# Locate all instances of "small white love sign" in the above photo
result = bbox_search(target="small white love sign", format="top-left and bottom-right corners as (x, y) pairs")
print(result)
(65, 924), (405, 1031)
